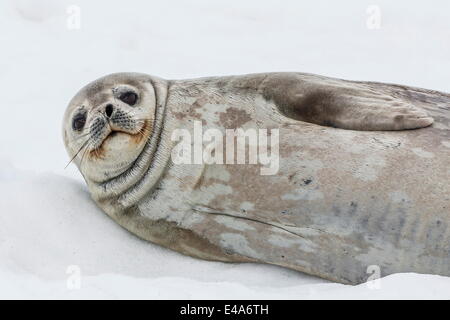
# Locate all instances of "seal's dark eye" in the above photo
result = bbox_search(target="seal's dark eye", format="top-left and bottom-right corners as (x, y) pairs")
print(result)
(119, 91), (138, 106)
(72, 113), (86, 131)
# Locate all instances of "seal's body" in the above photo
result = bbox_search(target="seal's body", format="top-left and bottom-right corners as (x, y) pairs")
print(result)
(63, 73), (450, 284)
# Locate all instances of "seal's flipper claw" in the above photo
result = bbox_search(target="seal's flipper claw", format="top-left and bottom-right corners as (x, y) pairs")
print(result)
(326, 92), (435, 131)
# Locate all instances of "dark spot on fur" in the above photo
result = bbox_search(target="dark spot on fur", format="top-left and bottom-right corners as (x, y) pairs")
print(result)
(218, 107), (252, 128)
(394, 115), (404, 122)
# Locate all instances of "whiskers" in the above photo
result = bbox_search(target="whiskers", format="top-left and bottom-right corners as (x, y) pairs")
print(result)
(65, 136), (92, 169)
(136, 119), (152, 138)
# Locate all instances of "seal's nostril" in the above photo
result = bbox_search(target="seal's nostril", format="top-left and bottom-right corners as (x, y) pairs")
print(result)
(105, 104), (113, 118)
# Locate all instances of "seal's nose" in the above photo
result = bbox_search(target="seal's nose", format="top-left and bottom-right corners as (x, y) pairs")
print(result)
(105, 104), (114, 118)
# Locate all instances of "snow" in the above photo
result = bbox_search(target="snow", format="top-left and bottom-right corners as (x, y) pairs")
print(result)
(0, 0), (449, 299)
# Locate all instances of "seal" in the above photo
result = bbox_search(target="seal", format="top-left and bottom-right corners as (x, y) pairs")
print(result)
(63, 72), (450, 284)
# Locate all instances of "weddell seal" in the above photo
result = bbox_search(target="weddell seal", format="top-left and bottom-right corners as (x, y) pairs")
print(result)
(62, 72), (450, 284)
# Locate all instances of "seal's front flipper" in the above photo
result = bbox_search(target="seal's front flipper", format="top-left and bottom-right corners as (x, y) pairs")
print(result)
(261, 73), (434, 131)
(297, 86), (434, 131)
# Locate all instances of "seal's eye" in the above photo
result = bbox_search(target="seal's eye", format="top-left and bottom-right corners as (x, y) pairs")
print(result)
(119, 91), (138, 106)
(72, 113), (86, 131)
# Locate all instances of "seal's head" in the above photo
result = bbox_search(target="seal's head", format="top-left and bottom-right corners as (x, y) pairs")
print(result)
(63, 73), (156, 183)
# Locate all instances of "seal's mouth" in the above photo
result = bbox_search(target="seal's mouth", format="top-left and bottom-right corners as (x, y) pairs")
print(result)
(88, 131), (115, 159)
(88, 120), (149, 159)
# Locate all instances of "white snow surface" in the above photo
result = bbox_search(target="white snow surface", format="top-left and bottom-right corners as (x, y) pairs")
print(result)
(0, 0), (449, 299)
